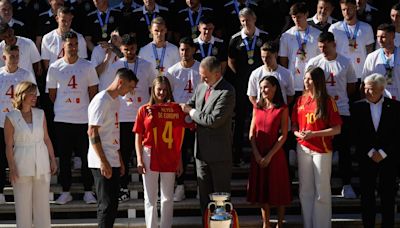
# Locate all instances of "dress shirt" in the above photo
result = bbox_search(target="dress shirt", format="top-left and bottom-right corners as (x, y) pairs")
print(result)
(189, 76), (223, 117)
(366, 96), (387, 159)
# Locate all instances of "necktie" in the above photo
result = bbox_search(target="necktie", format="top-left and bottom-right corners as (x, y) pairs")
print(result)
(204, 86), (212, 102)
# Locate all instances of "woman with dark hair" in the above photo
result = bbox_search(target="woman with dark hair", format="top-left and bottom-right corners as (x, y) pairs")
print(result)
(247, 76), (291, 228)
(133, 76), (192, 228)
(292, 66), (342, 228)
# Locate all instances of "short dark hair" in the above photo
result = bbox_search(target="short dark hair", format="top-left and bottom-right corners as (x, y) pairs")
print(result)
(4, 44), (18, 54)
(121, 34), (137, 46)
(257, 76), (284, 109)
(0, 23), (10, 34)
(318, 0), (334, 5)
(261, 41), (279, 53)
(62, 31), (78, 41)
(116, 68), (138, 83)
(339, 0), (356, 5)
(318, 32), (335, 43)
(179, 37), (196, 48)
(199, 16), (214, 25)
(377, 23), (395, 33)
(57, 6), (73, 15)
(289, 2), (308, 15)
(392, 3), (400, 11)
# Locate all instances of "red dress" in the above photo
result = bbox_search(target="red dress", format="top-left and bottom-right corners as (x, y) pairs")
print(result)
(247, 105), (292, 205)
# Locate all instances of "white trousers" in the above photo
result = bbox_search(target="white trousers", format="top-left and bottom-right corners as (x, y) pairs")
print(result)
(297, 144), (332, 228)
(142, 147), (175, 228)
(13, 174), (51, 228)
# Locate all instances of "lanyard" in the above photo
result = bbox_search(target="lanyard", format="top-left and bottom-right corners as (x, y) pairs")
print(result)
(97, 9), (110, 29)
(233, 0), (248, 15)
(295, 27), (309, 50)
(342, 22), (360, 40)
(152, 43), (166, 70)
(199, 42), (212, 58)
(124, 59), (139, 75)
(380, 48), (396, 70)
(144, 12), (156, 27)
(188, 7), (202, 28)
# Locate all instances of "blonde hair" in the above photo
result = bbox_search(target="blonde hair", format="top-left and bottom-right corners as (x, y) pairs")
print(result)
(12, 81), (37, 110)
(151, 16), (167, 29)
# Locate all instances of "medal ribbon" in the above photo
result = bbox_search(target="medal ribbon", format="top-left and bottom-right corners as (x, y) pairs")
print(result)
(188, 7), (203, 29)
(199, 42), (212, 58)
(233, 0), (249, 15)
(380, 47), (396, 76)
(97, 9), (111, 31)
(243, 35), (257, 59)
(124, 59), (139, 75)
(144, 12), (156, 27)
(342, 22), (360, 41)
(152, 44), (166, 71)
(295, 27), (309, 51)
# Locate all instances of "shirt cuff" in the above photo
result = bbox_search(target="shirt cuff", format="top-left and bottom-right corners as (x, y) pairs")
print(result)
(367, 148), (375, 158)
(189, 109), (196, 118)
(378, 149), (387, 159)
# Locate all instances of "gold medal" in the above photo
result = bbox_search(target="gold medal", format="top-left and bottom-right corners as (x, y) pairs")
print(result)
(248, 58), (254, 65)
(386, 68), (393, 84)
(348, 39), (357, 51)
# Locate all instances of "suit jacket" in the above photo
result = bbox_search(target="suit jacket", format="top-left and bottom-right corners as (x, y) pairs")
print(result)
(187, 78), (235, 163)
(351, 97), (400, 163)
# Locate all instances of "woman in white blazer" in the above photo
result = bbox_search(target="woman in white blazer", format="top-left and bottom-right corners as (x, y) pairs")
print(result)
(4, 81), (57, 228)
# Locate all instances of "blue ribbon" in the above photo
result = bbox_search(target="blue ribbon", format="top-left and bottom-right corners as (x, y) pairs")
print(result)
(199, 42), (212, 58)
(124, 60), (139, 75)
(144, 12), (156, 27)
(188, 7), (202, 28)
(380, 47), (396, 71)
(243, 35), (257, 55)
(295, 27), (310, 51)
(97, 9), (111, 30)
(152, 44), (166, 71)
(342, 22), (360, 41)
(233, 0), (248, 15)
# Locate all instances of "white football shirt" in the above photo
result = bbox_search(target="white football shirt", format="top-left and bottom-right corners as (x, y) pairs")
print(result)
(91, 44), (119, 91)
(167, 61), (201, 103)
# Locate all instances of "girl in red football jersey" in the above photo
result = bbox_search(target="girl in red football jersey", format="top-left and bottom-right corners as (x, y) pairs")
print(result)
(292, 66), (342, 228)
(134, 76), (183, 228)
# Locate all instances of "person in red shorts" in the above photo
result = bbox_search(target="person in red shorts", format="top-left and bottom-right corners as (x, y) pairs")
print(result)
(291, 66), (342, 228)
(133, 76), (193, 228)
(247, 76), (291, 228)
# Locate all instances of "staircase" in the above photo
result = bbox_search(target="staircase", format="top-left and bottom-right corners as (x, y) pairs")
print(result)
(0, 161), (399, 227)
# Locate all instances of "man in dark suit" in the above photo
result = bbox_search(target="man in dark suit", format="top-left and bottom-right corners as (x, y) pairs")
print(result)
(181, 56), (235, 215)
(352, 73), (400, 228)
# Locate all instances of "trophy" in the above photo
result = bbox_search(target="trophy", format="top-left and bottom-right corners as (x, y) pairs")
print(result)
(204, 192), (239, 228)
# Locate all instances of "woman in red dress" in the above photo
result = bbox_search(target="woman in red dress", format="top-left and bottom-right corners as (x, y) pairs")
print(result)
(247, 76), (291, 228)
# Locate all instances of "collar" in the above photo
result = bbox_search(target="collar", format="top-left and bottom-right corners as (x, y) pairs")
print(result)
(48, 9), (54, 17)
(197, 35), (215, 45)
(207, 76), (223, 89)
(366, 96), (384, 105)
(365, 3), (377, 13)
(8, 18), (15, 27)
(188, 4), (202, 13)
(240, 27), (260, 39)
(97, 7), (110, 14)
(312, 14), (333, 24)
(143, 4), (160, 14)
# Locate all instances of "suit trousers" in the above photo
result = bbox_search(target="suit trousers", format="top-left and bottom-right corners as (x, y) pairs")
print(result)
(297, 144), (332, 228)
(333, 115), (352, 185)
(92, 168), (120, 228)
(13, 174), (51, 228)
(142, 147), (175, 228)
(360, 157), (397, 228)
(196, 158), (232, 214)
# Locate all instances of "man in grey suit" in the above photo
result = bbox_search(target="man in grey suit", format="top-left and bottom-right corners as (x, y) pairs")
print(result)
(181, 56), (236, 214)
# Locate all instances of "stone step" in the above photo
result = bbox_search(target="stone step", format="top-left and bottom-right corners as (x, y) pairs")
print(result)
(0, 214), (399, 228)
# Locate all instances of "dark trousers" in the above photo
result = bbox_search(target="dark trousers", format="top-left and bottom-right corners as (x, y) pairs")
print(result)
(333, 115), (352, 185)
(196, 159), (232, 215)
(360, 158), (397, 228)
(120, 122), (135, 189)
(176, 129), (195, 185)
(92, 168), (120, 228)
(55, 122), (93, 191)
(0, 128), (6, 193)
(233, 90), (251, 163)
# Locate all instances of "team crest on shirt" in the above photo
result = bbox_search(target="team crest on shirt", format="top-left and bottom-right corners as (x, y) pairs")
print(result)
(185, 115), (193, 124)
(212, 47), (218, 55)
(298, 105), (305, 111)
(256, 38), (262, 47)
(109, 16), (114, 24)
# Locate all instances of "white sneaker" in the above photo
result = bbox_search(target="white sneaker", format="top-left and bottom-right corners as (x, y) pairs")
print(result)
(341, 185), (357, 199)
(55, 192), (73, 205)
(173, 185), (186, 202)
(83, 191), (97, 204)
(0, 193), (5, 204)
(332, 151), (339, 166)
(73, 157), (82, 170)
(288, 149), (297, 167)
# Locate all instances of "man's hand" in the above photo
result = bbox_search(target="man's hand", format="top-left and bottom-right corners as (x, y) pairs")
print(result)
(180, 103), (192, 114)
(100, 160), (112, 179)
(371, 151), (384, 163)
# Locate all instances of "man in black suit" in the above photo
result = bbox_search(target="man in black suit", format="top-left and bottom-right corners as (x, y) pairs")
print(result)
(181, 56), (235, 215)
(352, 73), (400, 228)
